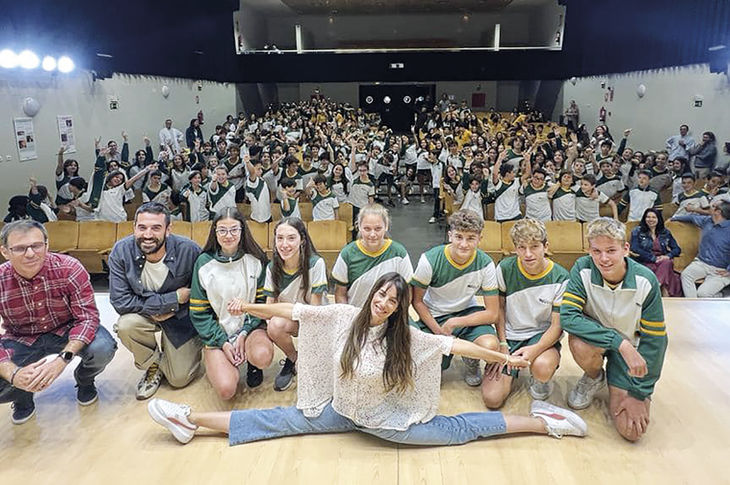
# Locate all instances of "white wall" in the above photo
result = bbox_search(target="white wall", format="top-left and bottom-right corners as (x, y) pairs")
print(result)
(0, 71), (236, 209)
(559, 64), (730, 153)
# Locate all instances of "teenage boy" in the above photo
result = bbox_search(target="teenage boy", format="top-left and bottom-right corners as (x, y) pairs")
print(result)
(410, 209), (500, 387)
(491, 152), (522, 222)
(618, 170), (662, 222)
(561, 217), (667, 442)
(244, 156), (272, 223)
(307, 174), (339, 221)
(672, 173), (710, 218)
(521, 169), (552, 222)
(575, 174), (618, 222)
(208, 166), (237, 219)
(279, 178), (301, 219)
(596, 159), (626, 200)
(481, 218), (569, 408)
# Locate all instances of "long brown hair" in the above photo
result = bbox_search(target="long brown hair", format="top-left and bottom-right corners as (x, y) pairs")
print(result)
(339, 272), (413, 394)
(271, 217), (318, 303)
(202, 207), (267, 265)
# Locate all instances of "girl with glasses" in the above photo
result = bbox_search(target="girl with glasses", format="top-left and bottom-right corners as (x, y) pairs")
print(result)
(189, 208), (273, 400)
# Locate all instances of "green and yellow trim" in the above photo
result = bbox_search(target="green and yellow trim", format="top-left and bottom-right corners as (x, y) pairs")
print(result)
(444, 244), (476, 270)
(356, 238), (392, 258)
(517, 258), (554, 280)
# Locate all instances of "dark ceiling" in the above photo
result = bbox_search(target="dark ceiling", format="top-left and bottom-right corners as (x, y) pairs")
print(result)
(279, 0), (514, 15)
(1, 0), (728, 83)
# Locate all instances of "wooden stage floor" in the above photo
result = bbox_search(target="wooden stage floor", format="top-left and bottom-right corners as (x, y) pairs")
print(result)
(1, 296), (728, 485)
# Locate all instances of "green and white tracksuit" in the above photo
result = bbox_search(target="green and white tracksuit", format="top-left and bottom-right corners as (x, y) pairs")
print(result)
(189, 251), (266, 348)
(263, 255), (328, 303)
(332, 239), (413, 308)
(560, 256), (668, 400)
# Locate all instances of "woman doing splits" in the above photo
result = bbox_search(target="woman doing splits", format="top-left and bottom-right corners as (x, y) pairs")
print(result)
(149, 273), (587, 446)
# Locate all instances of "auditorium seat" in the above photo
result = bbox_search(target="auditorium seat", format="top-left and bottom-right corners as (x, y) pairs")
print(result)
(191, 221), (212, 248)
(246, 220), (270, 251)
(661, 202), (678, 219)
(307, 220), (347, 273)
(500, 220), (518, 256)
(270, 203), (282, 221)
(478, 221), (503, 263)
(67, 221), (117, 273)
(236, 203), (252, 219)
(170, 220), (192, 239)
(116, 221), (135, 241)
(299, 202), (313, 222)
(45, 221), (79, 253)
(665, 221), (700, 272)
(338, 202), (355, 242)
(124, 202), (141, 221)
(545, 221), (585, 269)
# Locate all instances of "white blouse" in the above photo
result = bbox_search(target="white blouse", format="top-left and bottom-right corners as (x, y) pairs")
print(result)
(291, 303), (454, 431)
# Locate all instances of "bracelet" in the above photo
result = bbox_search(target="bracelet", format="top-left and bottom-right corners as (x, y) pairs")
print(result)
(9, 367), (21, 387)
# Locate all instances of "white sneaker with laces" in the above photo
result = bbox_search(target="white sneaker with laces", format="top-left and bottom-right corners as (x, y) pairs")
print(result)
(567, 370), (606, 409)
(530, 400), (587, 438)
(529, 377), (554, 400)
(428, 216), (437, 224)
(462, 357), (483, 386)
(148, 398), (198, 444)
(402, 197), (410, 205)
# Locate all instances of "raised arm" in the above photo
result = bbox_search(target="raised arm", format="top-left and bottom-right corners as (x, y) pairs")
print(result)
(55, 145), (66, 176)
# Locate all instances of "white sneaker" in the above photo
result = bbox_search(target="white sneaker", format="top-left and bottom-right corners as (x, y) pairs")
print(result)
(462, 357), (483, 386)
(148, 398), (198, 444)
(529, 377), (554, 400)
(136, 361), (163, 400)
(428, 216), (437, 224)
(567, 370), (606, 410)
(402, 197), (410, 205)
(530, 400), (587, 439)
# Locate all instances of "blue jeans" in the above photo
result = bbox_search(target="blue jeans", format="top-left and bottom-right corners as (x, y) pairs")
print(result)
(0, 326), (117, 406)
(229, 403), (506, 446)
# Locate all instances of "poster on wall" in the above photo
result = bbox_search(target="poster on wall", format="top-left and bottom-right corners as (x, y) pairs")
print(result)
(13, 117), (37, 161)
(57, 115), (77, 153)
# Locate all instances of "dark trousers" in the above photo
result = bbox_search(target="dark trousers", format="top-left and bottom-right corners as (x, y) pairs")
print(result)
(0, 327), (117, 406)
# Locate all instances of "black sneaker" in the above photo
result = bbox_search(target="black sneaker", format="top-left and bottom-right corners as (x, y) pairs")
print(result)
(76, 383), (99, 406)
(246, 363), (263, 388)
(11, 399), (36, 425)
(274, 358), (297, 391)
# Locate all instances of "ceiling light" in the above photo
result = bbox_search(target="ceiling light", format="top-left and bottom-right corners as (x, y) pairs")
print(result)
(57, 56), (74, 73)
(0, 49), (19, 68)
(18, 50), (40, 69)
(42, 56), (57, 71)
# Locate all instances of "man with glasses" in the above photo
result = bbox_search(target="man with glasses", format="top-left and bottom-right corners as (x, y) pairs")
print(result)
(0, 220), (117, 424)
(108, 202), (202, 400)
(671, 200), (730, 297)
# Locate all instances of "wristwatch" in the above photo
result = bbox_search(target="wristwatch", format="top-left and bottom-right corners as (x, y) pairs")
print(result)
(58, 351), (75, 363)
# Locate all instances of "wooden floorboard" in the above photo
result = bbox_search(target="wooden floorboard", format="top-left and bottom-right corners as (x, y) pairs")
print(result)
(1, 297), (728, 485)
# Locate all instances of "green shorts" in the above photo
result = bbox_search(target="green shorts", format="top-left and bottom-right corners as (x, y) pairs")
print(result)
(410, 306), (496, 370)
(503, 332), (561, 377)
(604, 348), (635, 393)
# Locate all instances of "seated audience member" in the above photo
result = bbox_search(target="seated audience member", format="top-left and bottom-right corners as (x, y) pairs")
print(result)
(575, 174), (618, 222)
(672, 200), (730, 298)
(332, 204), (412, 307)
(148, 273), (586, 446)
(26, 178), (57, 223)
(672, 173), (710, 218)
(410, 209), (499, 387)
(521, 169), (551, 222)
(95, 149), (154, 222)
(181, 171), (209, 222)
(618, 170), (662, 222)
(491, 152), (523, 223)
(142, 170), (171, 204)
(264, 218), (328, 391)
(549, 171), (577, 221)
(630, 208), (682, 297)
(244, 156), (273, 223)
(688, 131), (717, 179)
(481, 218), (569, 409)
(208, 165), (237, 219)
(189, 208), (272, 399)
(54, 145), (80, 207)
(0, 220), (117, 424)
(562, 218), (667, 442)
(109, 203), (203, 400)
(4, 195), (30, 222)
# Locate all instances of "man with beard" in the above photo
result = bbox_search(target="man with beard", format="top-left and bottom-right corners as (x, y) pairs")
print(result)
(108, 202), (202, 400)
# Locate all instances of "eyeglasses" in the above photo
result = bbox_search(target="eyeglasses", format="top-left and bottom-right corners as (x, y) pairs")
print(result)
(215, 226), (242, 237)
(7, 242), (47, 256)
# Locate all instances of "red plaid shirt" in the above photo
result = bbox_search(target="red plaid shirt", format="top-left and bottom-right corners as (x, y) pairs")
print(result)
(0, 252), (99, 363)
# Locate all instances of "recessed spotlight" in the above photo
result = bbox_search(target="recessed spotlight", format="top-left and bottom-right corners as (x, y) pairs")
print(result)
(0, 49), (18, 68)
(58, 56), (75, 73)
(18, 50), (40, 69)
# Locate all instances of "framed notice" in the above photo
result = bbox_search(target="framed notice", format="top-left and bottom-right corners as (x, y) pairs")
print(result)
(13, 117), (37, 161)
(57, 115), (77, 153)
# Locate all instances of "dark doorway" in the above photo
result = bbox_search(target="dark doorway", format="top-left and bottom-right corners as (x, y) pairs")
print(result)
(359, 84), (435, 133)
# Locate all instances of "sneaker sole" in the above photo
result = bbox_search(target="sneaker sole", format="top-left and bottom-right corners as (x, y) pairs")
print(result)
(11, 407), (36, 425)
(77, 393), (99, 406)
(567, 379), (606, 410)
(147, 400), (194, 444)
(531, 401), (588, 437)
(273, 378), (294, 392)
